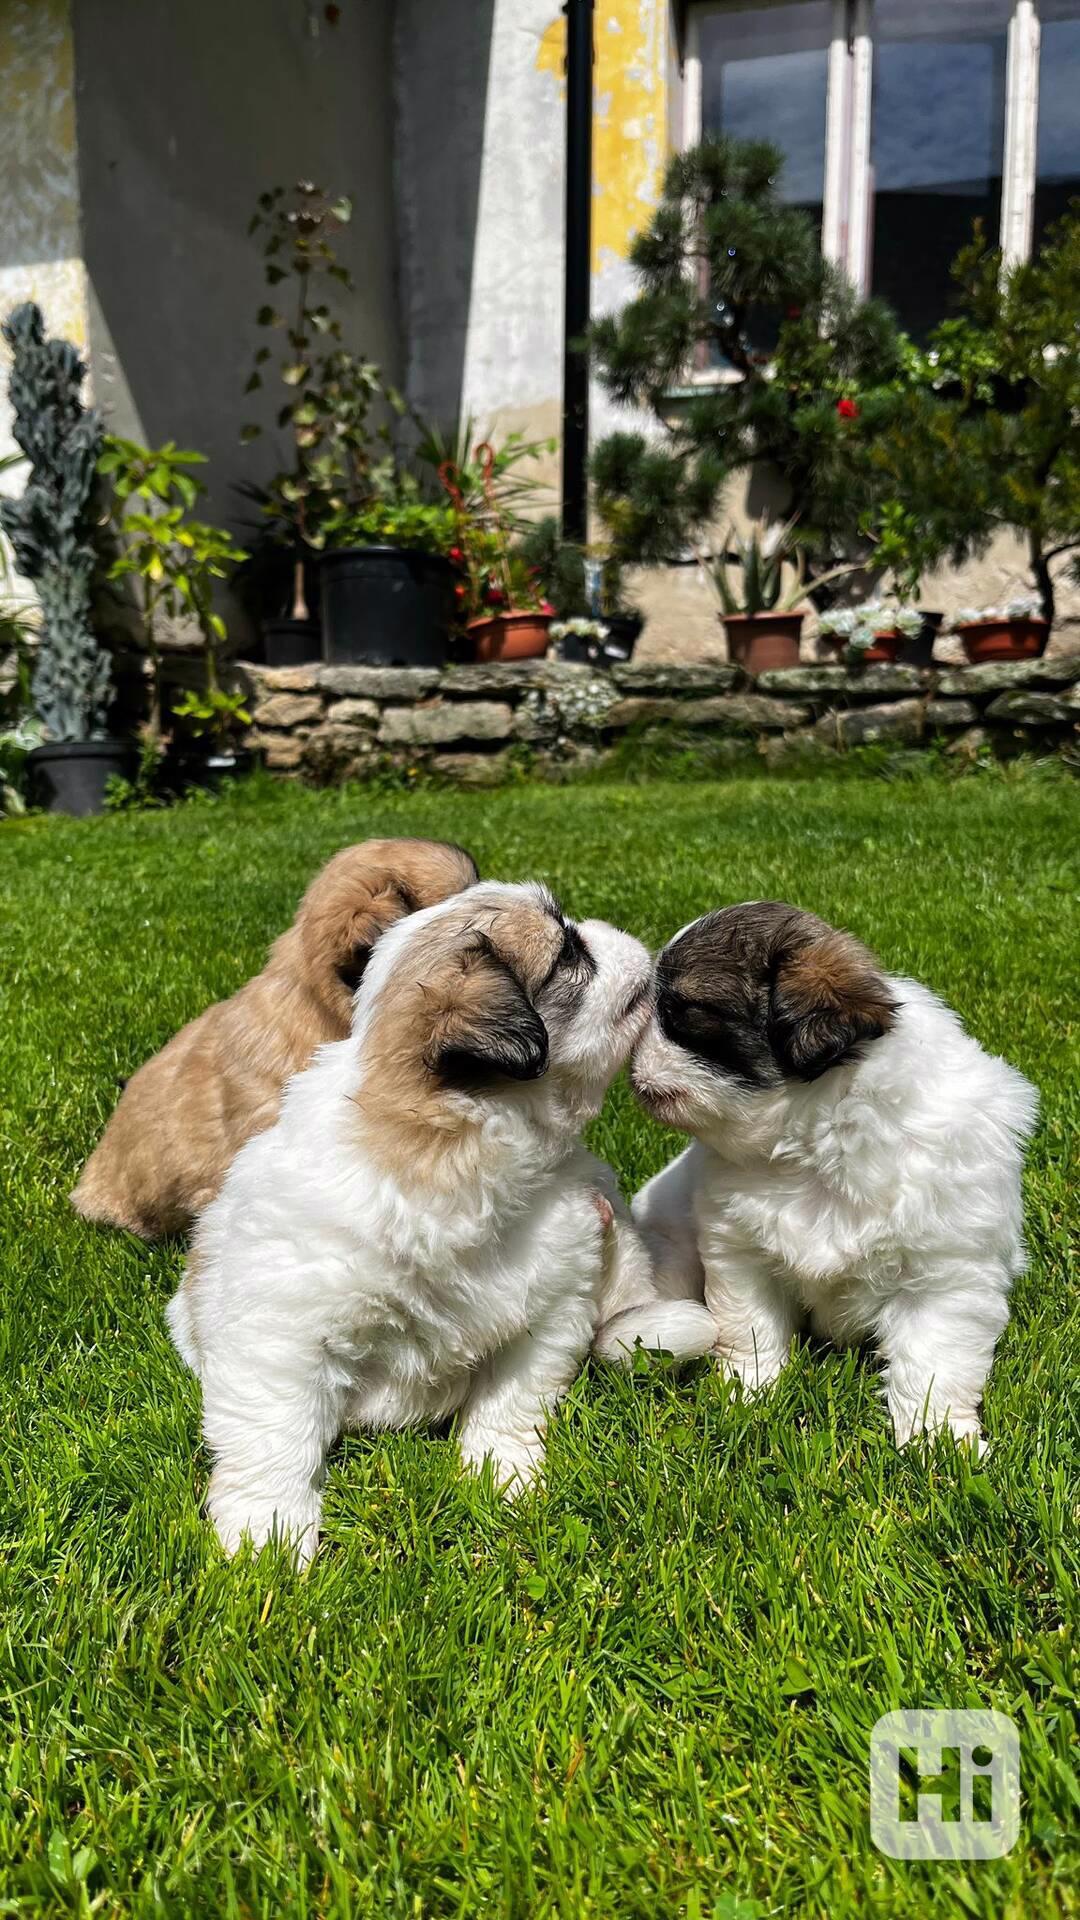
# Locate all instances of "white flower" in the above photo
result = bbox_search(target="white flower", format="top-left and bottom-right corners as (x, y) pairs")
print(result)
(949, 595), (1043, 630)
(549, 618), (610, 642)
(817, 608), (860, 638)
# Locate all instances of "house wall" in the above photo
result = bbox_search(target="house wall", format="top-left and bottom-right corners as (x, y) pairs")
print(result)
(0, 0), (89, 486)
(69, 0), (400, 532)
(396, 0), (677, 508)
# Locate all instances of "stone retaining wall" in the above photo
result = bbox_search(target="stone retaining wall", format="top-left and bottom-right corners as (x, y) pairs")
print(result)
(236, 656), (1080, 785)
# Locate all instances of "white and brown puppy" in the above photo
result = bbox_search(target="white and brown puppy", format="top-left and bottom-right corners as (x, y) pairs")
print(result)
(72, 838), (478, 1238)
(168, 881), (714, 1560)
(630, 903), (1038, 1451)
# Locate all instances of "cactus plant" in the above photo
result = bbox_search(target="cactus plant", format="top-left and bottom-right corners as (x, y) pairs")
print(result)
(0, 303), (110, 740)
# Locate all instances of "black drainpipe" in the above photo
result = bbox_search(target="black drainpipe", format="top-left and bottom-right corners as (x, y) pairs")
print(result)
(561, 0), (594, 545)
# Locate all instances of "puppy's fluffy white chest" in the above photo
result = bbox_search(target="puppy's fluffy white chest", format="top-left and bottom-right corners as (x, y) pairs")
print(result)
(686, 977), (1037, 1343)
(325, 1180), (603, 1431)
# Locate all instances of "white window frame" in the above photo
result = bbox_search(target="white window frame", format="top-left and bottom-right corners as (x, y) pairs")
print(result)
(683, 0), (1050, 294)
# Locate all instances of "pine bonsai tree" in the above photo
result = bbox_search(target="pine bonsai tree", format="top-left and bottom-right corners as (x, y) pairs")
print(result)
(589, 137), (907, 585)
(0, 304), (109, 740)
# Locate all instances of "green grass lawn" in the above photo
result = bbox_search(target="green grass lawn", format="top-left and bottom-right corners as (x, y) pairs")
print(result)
(1, 770), (1077, 1918)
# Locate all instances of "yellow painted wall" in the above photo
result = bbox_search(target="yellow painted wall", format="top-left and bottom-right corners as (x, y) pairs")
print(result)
(537, 0), (671, 278)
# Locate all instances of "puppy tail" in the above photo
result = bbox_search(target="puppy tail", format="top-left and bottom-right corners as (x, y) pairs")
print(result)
(593, 1299), (716, 1367)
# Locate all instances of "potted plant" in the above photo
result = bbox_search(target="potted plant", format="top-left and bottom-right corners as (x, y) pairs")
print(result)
(242, 182), (456, 668)
(102, 435), (250, 784)
(241, 182), (366, 663)
(949, 596), (1049, 664)
(871, 213), (1080, 646)
(548, 617), (611, 667)
(517, 514), (644, 663)
(818, 601), (922, 665)
(169, 686), (253, 786)
(710, 523), (807, 672)
(0, 533), (42, 815)
(460, 538), (554, 663)
(440, 442), (554, 662)
(0, 304), (125, 816)
(317, 487), (457, 668)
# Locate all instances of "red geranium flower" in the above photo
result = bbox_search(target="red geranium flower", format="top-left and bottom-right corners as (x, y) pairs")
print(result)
(836, 397), (859, 420)
(485, 585), (506, 606)
(453, 583), (466, 600)
(540, 600), (554, 615)
(448, 545), (464, 565)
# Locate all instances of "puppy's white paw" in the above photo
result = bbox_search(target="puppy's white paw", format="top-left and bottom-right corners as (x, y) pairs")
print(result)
(891, 1411), (988, 1459)
(208, 1476), (321, 1564)
(460, 1432), (545, 1498)
(713, 1344), (786, 1394)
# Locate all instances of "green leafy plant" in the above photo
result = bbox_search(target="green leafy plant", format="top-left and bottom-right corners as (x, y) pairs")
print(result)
(242, 182), (400, 612)
(0, 304), (109, 741)
(871, 211), (1080, 623)
(438, 442), (555, 624)
(516, 514), (638, 623)
(170, 686), (251, 745)
(318, 495), (457, 555)
(414, 418), (555, 533)
(103, 724), (168, 813)
(101, 436), (247, 739)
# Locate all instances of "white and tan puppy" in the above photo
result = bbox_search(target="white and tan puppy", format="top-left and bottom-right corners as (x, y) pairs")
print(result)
(73, 837), (478, 1238)
(168, 881), (714, 1559)
(630, 903), (1038, 1452)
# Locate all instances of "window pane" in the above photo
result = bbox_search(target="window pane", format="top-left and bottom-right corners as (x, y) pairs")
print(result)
(699, 3), (832, 232)
(870, 0), (1010, 340)
(1034, 4), (1080, 250)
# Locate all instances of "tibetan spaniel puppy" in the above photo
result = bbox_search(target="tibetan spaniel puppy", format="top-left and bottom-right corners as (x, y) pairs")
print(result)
(168, 881), (715, 1560)
(630, 902), (1038, 1452)
(72, 838), (478, 1239)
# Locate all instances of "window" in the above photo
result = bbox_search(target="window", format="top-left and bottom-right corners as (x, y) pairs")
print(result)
(1034, 2), (1080, 247)
(869, 2), (1011, 337)
(699, 2), (833, 236)
(685, 0), (1078, 344)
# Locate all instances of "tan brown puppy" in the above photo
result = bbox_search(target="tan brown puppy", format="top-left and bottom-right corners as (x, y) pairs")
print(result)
(71, 838), (478, 1238)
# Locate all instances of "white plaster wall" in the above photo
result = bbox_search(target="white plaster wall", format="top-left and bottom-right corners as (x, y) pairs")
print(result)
(0, 0), (89, 526)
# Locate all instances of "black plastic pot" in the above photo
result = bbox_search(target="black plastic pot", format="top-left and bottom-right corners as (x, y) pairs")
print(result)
(262, 618), (322, 668)
(320, 546), (452, 667)
(27, 740), (132, 817)
(162, 747), (257, 795)
(902, 611), (943, 667)
(601, 612), (644, 662)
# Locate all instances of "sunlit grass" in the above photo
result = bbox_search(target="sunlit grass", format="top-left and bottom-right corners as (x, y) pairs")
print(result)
(1, 770), (1077, 1917)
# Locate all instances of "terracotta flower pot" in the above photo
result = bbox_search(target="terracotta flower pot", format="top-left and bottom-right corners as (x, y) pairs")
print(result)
(467, 611), (551, 662)
(862, 630), (904, 665)
(722, 612), (804, 673)
(957, 618), (1050, 664)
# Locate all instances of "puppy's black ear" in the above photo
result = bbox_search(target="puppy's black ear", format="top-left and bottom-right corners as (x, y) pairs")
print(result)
(769, 930), (896, 1082)
(427, 940), (549, 1086)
